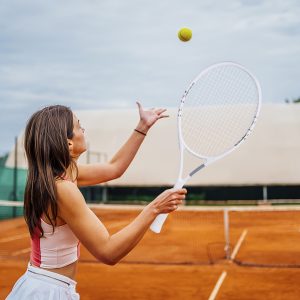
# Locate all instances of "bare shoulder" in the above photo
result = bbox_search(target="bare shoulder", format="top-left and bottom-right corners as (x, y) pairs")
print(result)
(56, 180), (84, 207)
(56, 179), (77, 192)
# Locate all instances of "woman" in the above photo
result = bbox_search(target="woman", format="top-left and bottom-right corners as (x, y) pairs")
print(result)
(6, 103), (187, 299)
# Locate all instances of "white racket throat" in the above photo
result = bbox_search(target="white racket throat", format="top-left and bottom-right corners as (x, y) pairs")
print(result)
(150, 62), (262, 234)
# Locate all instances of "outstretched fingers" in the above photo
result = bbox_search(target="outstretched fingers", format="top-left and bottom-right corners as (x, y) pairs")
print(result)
(155, 108), (169, 119)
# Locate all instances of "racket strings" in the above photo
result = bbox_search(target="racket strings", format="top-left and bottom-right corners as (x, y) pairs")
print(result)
(183, 101), (257, 157)
(180, 64), (259, 157)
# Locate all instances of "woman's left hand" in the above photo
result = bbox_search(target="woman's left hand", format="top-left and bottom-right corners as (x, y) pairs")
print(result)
(136, 101), (169, 134)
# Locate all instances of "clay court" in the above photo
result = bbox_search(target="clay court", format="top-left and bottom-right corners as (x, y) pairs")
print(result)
(1, 205), (300, 299)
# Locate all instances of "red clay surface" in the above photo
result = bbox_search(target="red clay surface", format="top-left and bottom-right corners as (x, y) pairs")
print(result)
(1, 207), (300, 299)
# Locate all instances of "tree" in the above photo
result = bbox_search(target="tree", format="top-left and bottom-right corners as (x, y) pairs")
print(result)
(293, 97), (300, 103)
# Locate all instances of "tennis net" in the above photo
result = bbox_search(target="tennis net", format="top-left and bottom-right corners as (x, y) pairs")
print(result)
(1, 201), (300, 268)
(0, 200), (24, 219)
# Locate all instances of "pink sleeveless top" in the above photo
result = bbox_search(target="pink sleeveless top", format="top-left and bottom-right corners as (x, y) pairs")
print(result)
(30, 218), (80, 268)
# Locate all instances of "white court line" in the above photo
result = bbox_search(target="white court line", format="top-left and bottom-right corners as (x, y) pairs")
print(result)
(12, 247), (31, 256)
(0, 233), (29, 243)
(230, 229), (248, 260)
(208, 271), (227, 300)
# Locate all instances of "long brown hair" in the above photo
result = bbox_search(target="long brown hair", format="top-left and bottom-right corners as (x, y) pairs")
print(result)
(24, 105), (77, 237)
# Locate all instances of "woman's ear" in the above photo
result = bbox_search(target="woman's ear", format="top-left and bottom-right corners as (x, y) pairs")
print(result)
(67, 139), (73, 152)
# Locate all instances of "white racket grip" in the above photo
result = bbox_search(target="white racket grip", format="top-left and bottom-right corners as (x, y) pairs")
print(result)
(150, 213), (169, 233)
(150, 179), (186, 234)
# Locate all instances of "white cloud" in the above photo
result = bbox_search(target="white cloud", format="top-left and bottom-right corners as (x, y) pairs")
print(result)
(0, 0), (300, 153)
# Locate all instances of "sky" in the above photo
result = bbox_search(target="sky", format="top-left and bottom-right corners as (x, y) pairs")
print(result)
(0, 0), (300, 154)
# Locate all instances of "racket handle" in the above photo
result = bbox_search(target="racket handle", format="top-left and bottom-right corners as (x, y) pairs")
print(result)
(150, 179), (186, 234)
(150, 213), (169, 233)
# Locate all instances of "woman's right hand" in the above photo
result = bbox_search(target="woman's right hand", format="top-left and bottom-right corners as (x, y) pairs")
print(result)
(149, 188), (187, 215)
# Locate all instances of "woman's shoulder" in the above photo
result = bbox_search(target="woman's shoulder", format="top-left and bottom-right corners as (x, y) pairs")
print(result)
(56, 178), (77, 191)
(56, 179), (80, 202)
(55, 177), (86, 220)
(56, 173), (78, 185)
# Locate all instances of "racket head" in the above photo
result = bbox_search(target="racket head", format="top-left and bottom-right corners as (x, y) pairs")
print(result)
(178, 62), (262, 160)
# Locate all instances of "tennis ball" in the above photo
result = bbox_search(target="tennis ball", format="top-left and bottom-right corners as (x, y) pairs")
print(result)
(178, 27), (192, 42)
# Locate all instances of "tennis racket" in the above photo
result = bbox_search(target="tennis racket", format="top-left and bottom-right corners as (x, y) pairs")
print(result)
(150, 61), (262, 233)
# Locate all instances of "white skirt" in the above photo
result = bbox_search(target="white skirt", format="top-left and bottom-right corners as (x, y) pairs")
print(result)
(6, 263), (79, 300)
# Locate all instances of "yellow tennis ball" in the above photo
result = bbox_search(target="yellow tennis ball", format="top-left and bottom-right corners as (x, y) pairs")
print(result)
(178, 27), (192, 42)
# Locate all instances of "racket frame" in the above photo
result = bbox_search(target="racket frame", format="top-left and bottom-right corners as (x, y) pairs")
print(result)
(177, 61), (262, 186)
(150, 62), (262, 233)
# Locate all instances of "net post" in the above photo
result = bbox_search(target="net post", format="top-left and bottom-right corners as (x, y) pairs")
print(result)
(223, 208), (231, 260)
(13, 136), (18, 218)
(101, 152), (108, 203)
(263, 186), (268, 203)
